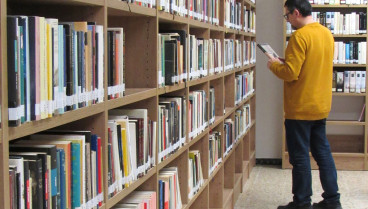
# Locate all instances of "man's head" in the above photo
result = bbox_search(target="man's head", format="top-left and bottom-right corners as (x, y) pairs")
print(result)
(284, 0), (313, 29)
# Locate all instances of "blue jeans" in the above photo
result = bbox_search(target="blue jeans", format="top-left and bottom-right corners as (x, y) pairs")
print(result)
(285, 119), (340, 205)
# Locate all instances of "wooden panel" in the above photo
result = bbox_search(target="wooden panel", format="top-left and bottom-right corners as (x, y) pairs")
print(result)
(223, 189), (234, 209)
(224, 74), (235, 108)
(242, 161), (250, 189)
(243, 132), (250, 161)
(108, 16), (157, 88)
(189, 185), (209, 209)
(190, 133), (209, 179)
(283, 153), (366, 171)
(235, 140), (243, 173)
(224, 152), (235, 189)
(233, 173), (242, 203)
(327, 135), (365, 153)
(209, 167), (224, 208)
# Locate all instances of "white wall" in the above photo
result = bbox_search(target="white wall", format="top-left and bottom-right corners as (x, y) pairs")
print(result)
(255, 0), (284, 158)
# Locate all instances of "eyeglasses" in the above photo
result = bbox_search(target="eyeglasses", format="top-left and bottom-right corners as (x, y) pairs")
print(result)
(283, 12), (291, 20)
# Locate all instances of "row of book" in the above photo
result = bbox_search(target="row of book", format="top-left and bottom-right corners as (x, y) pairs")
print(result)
(188, 150), (204, 199)
(224, 119), (234, 157)
(158, 97), (186, 163)
(224, 39), (235, 72)
(244, 7), (256, 33)
(111, 191), (157, 209)
(234, 104), (252, 142)
(209, 88), (215, 125)
(333, 70), (366, 93)
(333, 41), (367, 64)
(311, 12), (367, 35)
(188, 90), (208, 139)
(7, 16), (105, 127)
(159, 0), (187, 16)
(158, 167), (182, 209)
(107, 28), (126, 100)
(107, 109), (156, 198)
(122, 0), (156, 8)
(235, 71), (255, 105)
(224, 0), (242, 30)
(209, 131), (222, 175)
(9, 130), (104, 209)
(309, 0), (367, 4)
(189, 0), (220, 25)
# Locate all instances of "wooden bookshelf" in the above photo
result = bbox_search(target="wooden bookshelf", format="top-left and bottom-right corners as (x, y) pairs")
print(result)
(282, 3), (368, 171)
(0, 0), (257, 208)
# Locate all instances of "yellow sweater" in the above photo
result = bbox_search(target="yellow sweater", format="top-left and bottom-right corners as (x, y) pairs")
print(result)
(270, 22), (334, 120)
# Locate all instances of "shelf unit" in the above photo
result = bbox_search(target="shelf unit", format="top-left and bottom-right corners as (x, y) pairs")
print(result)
(0, 0), (257, 208)
(282, 3), (368, 171)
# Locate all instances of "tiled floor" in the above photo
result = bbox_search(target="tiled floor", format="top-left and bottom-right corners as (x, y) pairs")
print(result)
(234, 165), (368, 209)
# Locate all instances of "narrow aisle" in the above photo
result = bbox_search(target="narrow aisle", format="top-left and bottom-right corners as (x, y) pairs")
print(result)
(235, 165), (368, 209)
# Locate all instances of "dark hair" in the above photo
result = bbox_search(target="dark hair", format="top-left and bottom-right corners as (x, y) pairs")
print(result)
(284, 0), (312, 17)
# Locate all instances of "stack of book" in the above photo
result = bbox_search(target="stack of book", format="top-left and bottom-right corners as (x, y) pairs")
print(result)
(224, 119), (235, 157)
(333, 41), (367, 64)
(158, 167), (183, 209)
(188, 0), (220, 25)
(10, 130), (104, 209)
(159, 0), (187, 16)
(189, 35), (208, 80)
(188, 90), (208, 139)
(243, 41), (256, 66)
(107, 27), (125, 100)
(224, 0), (242, 30)
(234, 104), (251, 141)
(312, 12), (367, 35)
(224, 39), (235, 72)
(7, 16), (104, 127)
(111, 191), (157, 209)
(333, 70), (366, 93)
(188, 150), (204, 199)
(235, 71), (255, 105)
(209, 131), (222, 175)
(107, 109), (156, 197)
(208, 39), (223, 75)
(158, 97), (186, 163)
(244, 6), (256, 33)
(158, 31), (187, 87)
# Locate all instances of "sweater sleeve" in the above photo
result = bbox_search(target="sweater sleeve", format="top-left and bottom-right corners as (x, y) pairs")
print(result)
(269, 33), (306, 82)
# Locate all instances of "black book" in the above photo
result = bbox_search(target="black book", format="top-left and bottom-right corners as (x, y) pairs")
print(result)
(59, 22), (75, 111)
(10, 154), (43, 209)
(164, 41), (176, 86)
(28, 16), (38, 121)
(7, 16), (21, 127)
(10, 144), (58, 209)
(9, 167), (16, 209)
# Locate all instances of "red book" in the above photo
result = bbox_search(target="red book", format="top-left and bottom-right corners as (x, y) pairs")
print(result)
(98, 137), (102, 206)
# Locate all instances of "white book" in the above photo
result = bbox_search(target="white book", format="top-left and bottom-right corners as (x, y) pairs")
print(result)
(107, 121), (123, 191)
(356, 71), (362, 93)
(361, 71), (366, 93)
(96, 25), (104, 103)
(9, 157), (25, 209)
(350, 71), (356, 92)
(356, 13), (360, 34)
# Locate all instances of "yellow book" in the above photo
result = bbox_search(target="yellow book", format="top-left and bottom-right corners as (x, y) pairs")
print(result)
(39, 17), (47, 119)
(121, 127), (131, 187)
(46, 23), (53, 118)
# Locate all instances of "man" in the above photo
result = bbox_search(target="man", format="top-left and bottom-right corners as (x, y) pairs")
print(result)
(267, 0), (342, 209)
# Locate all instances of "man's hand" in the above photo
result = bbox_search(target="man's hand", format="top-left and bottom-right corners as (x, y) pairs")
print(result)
(267, 56), (284, 69)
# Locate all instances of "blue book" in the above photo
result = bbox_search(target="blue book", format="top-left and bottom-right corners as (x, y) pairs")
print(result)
(59, 148), (66, 209)
(71, 143), (81, 208)
(91, 134), (99, 199)
(345, 43), (350, 64)
(159, 180), (163, 209)
(56, 149), (61, 208)
(58, 25), (65, 114)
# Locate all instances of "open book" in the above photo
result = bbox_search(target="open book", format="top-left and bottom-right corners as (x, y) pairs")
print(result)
(257, 43), (280, 59)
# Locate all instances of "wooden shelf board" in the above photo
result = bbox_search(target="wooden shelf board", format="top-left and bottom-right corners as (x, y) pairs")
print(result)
(108, 2), (156, 17)
(188, 127), (209, 147)
(11, 0), (105, 6)
(189, 19), (212, 29)
(312, 4), (367, 8)
(284, 151), (365, 158)
(107, 88), (157, 110)
(8, 103), (105, 141)
(333, 64), (367, 67)
(188, 76), (210, 87)
(208, 72), (224, 81)
(250, 151), (256, 160)
(172, 14), (189, 24)
(244, 0), (256, 8)
(158, 11), (175, 22)
(184, 179), (209, 209)
(326, 120), (365, 126)
(224, 70), (234, 77)
(209, 116), (224, 129)
(240, 31), (256, 37)
(224, 27), (238, 34)
(333, 34), (367, 38)
(223, 188), (234, 208)
(157, 144), (188, 170)
(224, 107), (233, 118)
(106, 167), (156, 208)
(333, 92), (365, 96)
(209, 160), (223, 180)
(209, 25), (225, 32)
(158, 83), (186, 95)
(235, 173), (242, 185)
(243, 161), (250, 170)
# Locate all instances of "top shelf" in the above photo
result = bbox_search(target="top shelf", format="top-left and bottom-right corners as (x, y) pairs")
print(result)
(9, 0), (105, 6)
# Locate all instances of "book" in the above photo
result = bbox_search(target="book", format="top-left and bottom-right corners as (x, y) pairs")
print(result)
(257, 43), (280, 59)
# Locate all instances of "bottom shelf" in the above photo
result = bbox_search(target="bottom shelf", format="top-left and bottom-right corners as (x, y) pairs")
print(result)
(242, 161), (250, 189)
(223, 189), (234, 209)
(234, 173), (243, 203)
(282, 152), (366, 170)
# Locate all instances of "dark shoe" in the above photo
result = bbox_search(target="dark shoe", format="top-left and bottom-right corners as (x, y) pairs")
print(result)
(277, 202), (312, 209)
(313, 200), (342, 209)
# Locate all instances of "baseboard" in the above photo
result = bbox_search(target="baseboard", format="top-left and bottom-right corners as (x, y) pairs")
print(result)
(256, 158), (282, 165)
